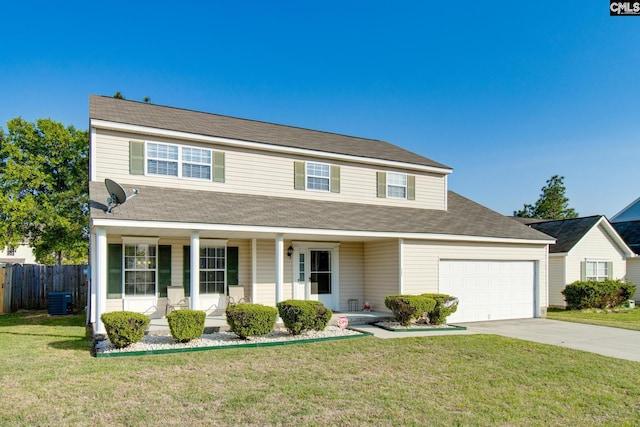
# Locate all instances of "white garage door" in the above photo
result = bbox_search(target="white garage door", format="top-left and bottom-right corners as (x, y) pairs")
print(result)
(439, 260), (536, 323)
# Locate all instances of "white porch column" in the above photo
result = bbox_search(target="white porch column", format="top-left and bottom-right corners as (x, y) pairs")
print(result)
(89, 232), (96, 324)
(275, 234), (284, 305)
(398, 238), (405, 294)
(190, 232), (200, 310)
(95, 227), (107, 335)
(251, 238), (257, 303)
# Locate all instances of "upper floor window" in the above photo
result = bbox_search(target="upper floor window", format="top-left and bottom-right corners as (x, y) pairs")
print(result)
(293, 161), (340, 193)
(147, 143), (179, 177)
(6, 246), (16, 256)
(182, 147), (212, 180)
(130, 140), (224, 182)
(147, 143), (211, 180)
(306, 162), (330, 191)
(387, 172), (407, 199)
(377, 171), (415, 200)
(585, 260), (609, 281)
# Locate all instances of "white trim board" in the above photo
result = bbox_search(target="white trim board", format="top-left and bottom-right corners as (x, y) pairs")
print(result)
(92, 218), (555, 245)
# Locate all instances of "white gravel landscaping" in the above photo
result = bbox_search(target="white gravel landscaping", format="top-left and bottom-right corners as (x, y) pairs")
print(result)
(96, 326), (365, 355)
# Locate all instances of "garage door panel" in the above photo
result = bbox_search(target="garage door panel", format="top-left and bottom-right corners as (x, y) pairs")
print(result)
(440, 260), (535, 323)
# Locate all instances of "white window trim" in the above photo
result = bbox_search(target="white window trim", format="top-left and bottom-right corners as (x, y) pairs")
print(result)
(305, 161), (331, 192)
(585, 259), (609, 281)
(387, 172), (407, 199)
(199, 240), (227, 295)
(122, 240), (158, 298)
(144, 141), (213, 182)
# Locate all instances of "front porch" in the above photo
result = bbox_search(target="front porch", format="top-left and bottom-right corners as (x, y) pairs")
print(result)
(146, 310), (391, 335)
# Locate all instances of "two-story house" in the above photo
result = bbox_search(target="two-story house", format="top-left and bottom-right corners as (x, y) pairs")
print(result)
(88, 95), (553, 333)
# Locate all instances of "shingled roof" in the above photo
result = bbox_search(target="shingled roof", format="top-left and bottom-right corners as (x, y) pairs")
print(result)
(90, 182), (551, 241)
(89, 95), (450, 170)
(612, 220), (640, 255)
(527, 216), (603, 253)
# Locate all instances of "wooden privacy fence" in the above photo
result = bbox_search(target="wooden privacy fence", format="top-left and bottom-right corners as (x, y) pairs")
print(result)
(2, 265), (88, 313)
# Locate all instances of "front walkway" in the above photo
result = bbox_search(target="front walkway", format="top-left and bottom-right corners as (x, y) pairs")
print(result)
(148, 311), (391, 335)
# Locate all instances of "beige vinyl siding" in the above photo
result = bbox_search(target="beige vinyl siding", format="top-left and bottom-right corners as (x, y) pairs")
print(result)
(402, 240), (549, 308)
(565, 224), (627, 284)
(92, 129), (446, 210)
(338, 242), (364, 311)
(548, 256), (567, 307)
(626, 258), (640, 301)
(363, 240), (400, 312)
(252, 239), (293, 307)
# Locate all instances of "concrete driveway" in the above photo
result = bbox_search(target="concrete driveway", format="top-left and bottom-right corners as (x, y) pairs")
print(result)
(461, 318), (640, 362)
(356, 318), (640, 362)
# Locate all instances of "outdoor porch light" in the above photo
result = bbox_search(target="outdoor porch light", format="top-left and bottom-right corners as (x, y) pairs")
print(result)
(287, 245), (293, 257)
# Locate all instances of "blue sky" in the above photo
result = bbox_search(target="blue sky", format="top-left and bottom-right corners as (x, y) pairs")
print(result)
(2, 1), (639, 217)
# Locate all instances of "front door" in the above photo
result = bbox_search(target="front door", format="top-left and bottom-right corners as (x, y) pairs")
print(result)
(310, 250), (333, 309)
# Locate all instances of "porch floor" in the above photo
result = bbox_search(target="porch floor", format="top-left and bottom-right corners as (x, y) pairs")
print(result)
(147, 310), (392, 336)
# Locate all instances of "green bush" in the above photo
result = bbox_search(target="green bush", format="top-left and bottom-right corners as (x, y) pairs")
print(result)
(421, 294), (459, 325)
(101, 311), (150, 349)
(166, 309), (206, 343)
(384, 295), (436, 326)
(562, 280), (637, 310)
(225, 303), (277, 339)
(276, 300), (333, 335)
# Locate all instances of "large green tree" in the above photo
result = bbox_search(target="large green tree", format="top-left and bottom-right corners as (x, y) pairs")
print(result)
(0, 118), (89, 264)
(514, 175), (579, 220)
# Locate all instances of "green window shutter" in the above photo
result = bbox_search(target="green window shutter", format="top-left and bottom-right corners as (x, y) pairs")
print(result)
(129, 141), (144, 175)
(580, 261), (586, 281)
(376, 172), (386, 198)
(158, 245), (172, 298)
(607, 262), (613, 279)
(294, 161), (305, 190)
(107, 244), (123, 299)
(330, 165), (340, 193)
(227, 246), (239, 287)
(407, 175), (416, 200)
(183, 246), (191, 297)
(213, 151), (225, 183)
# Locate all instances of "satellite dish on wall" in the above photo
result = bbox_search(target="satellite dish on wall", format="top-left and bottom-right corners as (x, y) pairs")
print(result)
(105, 178), (138, 213)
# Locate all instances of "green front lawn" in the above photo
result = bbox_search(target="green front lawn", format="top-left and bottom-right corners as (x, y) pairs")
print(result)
(1, 312), (639, 426)
(547, 307), (640, 331)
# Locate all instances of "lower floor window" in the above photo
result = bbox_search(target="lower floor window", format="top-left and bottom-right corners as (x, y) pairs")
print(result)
(200, 247), (225, 294)
(124, 244), (157, 296)
(586, 261), (608, 281)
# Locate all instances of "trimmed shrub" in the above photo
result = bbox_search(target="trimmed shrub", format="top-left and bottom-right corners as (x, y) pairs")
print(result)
(562, 280), (637, 310)
(384, 295), (436, 326)
(420, 294), (459, 325)
(166, 309), (206, 343)
(101, 311), (150, 349)
(276, 300), (333, 335)
(225, 303), (277, 339)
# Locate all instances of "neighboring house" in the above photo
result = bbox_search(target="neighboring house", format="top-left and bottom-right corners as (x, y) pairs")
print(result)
(0, 244), (37, 266)
(611, 198), (640, 302)
(516, 216), (634, 307)
(88, 95), (553, 333)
